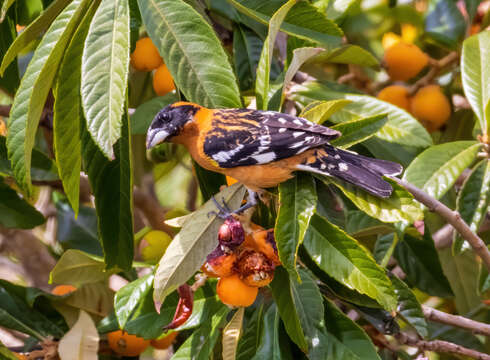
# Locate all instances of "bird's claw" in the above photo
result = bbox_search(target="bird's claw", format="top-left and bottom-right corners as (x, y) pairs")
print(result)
(207, 196), (233, 219)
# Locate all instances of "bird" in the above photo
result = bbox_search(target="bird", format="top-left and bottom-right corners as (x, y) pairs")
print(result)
(146, 101), (403, 213)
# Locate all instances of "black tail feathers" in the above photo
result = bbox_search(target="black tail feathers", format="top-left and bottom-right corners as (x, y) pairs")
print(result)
(296, 145), (403, 198)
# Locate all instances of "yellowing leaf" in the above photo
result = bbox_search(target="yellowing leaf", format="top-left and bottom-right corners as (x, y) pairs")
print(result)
(58, 310), (99, 360)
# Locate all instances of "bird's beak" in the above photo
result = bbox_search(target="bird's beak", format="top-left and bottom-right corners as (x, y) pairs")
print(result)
(146, 128), (170, 149)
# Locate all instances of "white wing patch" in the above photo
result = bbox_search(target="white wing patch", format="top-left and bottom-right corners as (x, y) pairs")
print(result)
(252, 152), (276, 163)
(212, 144), (245, 163)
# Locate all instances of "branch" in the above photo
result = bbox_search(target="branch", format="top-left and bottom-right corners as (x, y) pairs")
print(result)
(408, 52), (459, 95)
(396, 332), (490, 360)
(392, 177), (490, 272)
(423, 306), (490, 337)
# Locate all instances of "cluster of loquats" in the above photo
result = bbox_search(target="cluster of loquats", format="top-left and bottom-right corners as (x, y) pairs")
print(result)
(377, 26), (451, 133)
(130, 37), (175, 96)
(106, 329), (179, 356)
(202, 217), (280, 307)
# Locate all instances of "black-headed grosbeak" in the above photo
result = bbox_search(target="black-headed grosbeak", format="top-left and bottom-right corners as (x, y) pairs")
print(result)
(146, 102), (402, 212)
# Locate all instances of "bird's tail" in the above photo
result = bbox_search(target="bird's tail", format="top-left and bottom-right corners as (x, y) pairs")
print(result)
(296, 145), (403, 198)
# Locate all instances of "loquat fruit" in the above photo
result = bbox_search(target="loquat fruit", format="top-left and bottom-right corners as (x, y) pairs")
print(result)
(150, 331), (179, 350)
(153, 63), (175, 96)
(139, 230), (172, 263)
(130, 37), (163, 71)
(236, 250), (275, 287)
(51, 285), (77, 296)
(382, 32), (401, 50)
(203, 247), (237, 278)
(107, 330), (150, 357)
(0, 117), (6, 136)
(410, 85), (451, 132)
(377, 85), (410, 111)
(384, 42), (429, 81)
(217, 274), (258, 307)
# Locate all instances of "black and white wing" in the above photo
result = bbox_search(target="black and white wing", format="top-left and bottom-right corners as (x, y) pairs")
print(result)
(203, 109), (341, 168)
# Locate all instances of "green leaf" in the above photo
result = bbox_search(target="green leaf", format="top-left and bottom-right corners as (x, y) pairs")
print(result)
(290, 82), (432, 148)
(193, 161), (227, 202)
(461, 31), (490, 135)
(172, 306), (229, 360)
(0, 177), (45, 228)
(0, 136), (58, 182)
(153, 184), (246, 303)
(255, 0), (296, 110)
(6, 0), (90, 193)
(403, 141), (481, 200)
(139, 0), (241, 108)
(394, 233), (453, 298)
(251, 305), (286, 360)
(0, 0), (72, 75)
(81, 0), (129, 159)
(55, 200), (102, 256)
(346, 211), (392, 239)
(425, 0), (466, 48)
(131, 93), (179, 135)
(237, 306), (264, 360)
(309, 45), (379, 67)
(330, 114), (388, 149)
(325, 0), (360, 21)
(275, 173), (316, 280)
(82, 107), (133, 271)
(0, 14), (19, 95)
(324, 298), (380, 360)
(389, 274), (428, 338)
(299, 99), (352, 124)
(454, 160), (490, 253)
(438, 248), (482, 315)
(53, 0), (98, 216)
(374, 233), (398, 268)
(227, 0), (343, 48)
(233, 25), (263, 91)
(49, 250), (109, 288)
(326, 177), (423, 224)
(303, 214), (397, 311)
(270, 267), (308, 351)
(0, 342), (18, 360)
(0, 0), (15, 22)
(115, 274), (154, 329)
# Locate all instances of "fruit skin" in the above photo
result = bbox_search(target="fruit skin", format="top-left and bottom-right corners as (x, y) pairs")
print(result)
(384, 42), (429, 81)
(153, 63), (176, 96)
(52, 285), (77, 296)
(217, 274), (258, 307)
(236, 250), (275, 287)
(107, 330), (150, 356)
(382, 32), (401, 50)
(130, 37), (163, 71)
(243, 228), (281, 266)
(151, 331), (179, 350)
(218, 217), (245, 250)
(0, 117), (6, 136)
(377, 85), (410, 111)
(410, 85), (451, 132)
(204, 247), (237, 278)
(139, 230), (172, 263)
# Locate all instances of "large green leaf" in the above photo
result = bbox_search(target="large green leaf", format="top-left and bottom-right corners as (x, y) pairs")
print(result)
(81, 0), (130, 159)
(438, 248), (482, 315)
(275, 173), (316, 280)
(290, 81), (432, 148)
(172, 306), (229, 360)
(131, 93), (179, 135)
(153, 184), (245, 303)
(6, 0), (89, 194)
(53, 0), (98, 216)
(81, 108), (134, 271)
(303, 214), (397, 311)
(326, 178), (423, 224)
(251, 305), (289, 360)
(0, 0), (15, 22)
(0, 0), (72, 75)
(309, 45), (379, 67)
(49, 250), (109, 288)
(394, 233), (453, 298)
(115, 274), (154, 329)
(403, 141), (481, 200)
(227, 0), (343, 48)
(255, 0), (295, 110)
(0, 177), (45, 229)
(233, 24), (263, 91)
(139, 0), (241, 108)
(299, 99), (352, 124)
(324, 298), (380, 360)
(330, 114), (388, 149)
(389, 274), (428, 338)
(237, 306), (264, 360)
(425, 0), (466, 48)
(0, 14), (19, 95)
(270, 267), (308, 351)
(461, 31), (490, 135)
(454, 160), (490, 253)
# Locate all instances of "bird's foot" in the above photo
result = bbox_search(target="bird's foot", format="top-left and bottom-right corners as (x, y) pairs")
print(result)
(207, 190), (258, 219)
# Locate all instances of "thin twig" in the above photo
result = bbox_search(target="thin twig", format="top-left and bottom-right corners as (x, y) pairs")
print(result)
(396, 332), (490, 360)
(391, 177), (490, 271)
(422, 306), (490, 337)
(408, 52), (459, 95)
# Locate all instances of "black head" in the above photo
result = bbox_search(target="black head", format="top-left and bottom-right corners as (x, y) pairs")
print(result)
(146, 102), (200, 149)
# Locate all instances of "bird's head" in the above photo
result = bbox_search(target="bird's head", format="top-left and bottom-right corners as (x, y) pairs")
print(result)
(146, 102), (201, 149)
